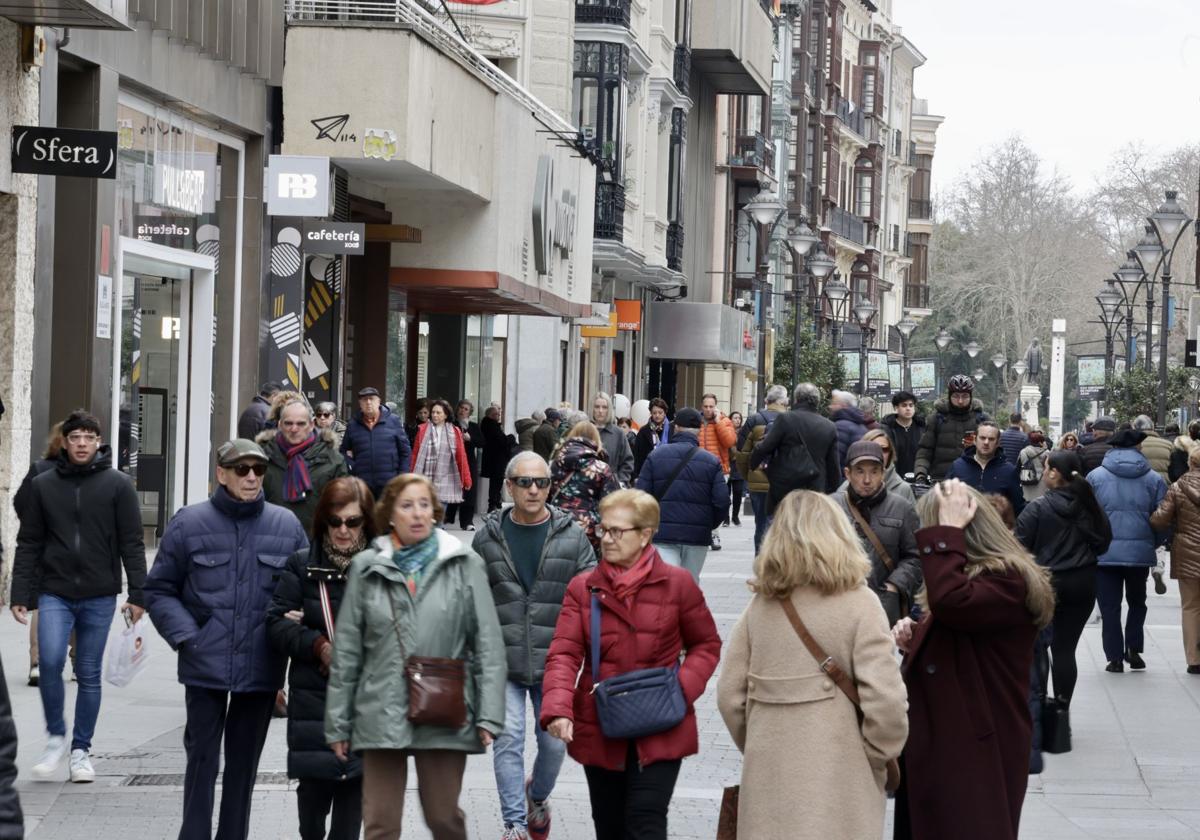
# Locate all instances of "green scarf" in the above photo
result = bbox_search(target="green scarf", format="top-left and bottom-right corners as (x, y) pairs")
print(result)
(392, 533), (439, 594)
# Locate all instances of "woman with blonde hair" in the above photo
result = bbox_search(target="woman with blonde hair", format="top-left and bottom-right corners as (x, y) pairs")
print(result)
(549, 421), (619, 554)
(717, 490), (908, 840)
(891, 479), (1055, 840)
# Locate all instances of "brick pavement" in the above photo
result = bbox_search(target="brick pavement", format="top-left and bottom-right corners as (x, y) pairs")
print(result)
(5, 519), (1200, 838)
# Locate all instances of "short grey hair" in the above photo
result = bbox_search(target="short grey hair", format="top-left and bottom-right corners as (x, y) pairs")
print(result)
(765, 384), (788, 406)
(505, 451), (549, 479)
(793, 383), (821, 410)
(1133, 415), (1155, 431)
(830, 389), (857, 408)
(531, 409), (546, 423)
(858, 396), (876, 415)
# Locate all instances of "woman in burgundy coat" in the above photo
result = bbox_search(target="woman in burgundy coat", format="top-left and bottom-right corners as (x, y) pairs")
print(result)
(541, 488), (721, 840)
(891, 479), (1055, 840)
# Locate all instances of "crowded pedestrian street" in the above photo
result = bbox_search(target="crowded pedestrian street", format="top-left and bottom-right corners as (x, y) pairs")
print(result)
(3, 520), (1200, 839)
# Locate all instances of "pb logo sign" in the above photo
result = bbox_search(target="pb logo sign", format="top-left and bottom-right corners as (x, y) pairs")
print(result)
(266, 155), (330, 217)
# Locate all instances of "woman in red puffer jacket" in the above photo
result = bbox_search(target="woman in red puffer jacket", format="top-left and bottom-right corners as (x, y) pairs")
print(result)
(541, 489), (721, 840)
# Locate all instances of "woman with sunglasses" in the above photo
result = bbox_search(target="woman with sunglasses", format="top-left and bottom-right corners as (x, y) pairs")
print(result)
(837, 428), (916, 504)
(267, 477), (376, 840)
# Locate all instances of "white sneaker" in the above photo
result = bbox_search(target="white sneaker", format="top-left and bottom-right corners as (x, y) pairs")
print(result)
(31, 736), (67, 780)
(68, 749), (95, 783)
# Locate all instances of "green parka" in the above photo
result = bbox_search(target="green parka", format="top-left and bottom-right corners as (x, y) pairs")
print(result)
(324, 530), (506, 753)
(257, 428), (349, 536)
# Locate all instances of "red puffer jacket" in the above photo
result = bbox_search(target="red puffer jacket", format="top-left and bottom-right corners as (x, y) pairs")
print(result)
(540, 551), (722, 770)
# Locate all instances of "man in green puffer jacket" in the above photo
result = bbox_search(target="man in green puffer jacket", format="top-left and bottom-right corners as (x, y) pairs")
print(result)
(913, 375), (990, 482)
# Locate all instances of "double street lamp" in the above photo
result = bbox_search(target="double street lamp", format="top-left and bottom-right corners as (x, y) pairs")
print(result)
(1148, 191), (1193, 428)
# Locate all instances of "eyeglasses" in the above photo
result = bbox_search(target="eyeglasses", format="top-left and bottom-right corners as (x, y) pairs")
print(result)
(228, 463), (268, 477)
(316, 412), (333, 418)
(596, 525), (638, 540)
(327, 514), (365, 529)
(510, 476), (551, 489)
(66, 433), (98, 444)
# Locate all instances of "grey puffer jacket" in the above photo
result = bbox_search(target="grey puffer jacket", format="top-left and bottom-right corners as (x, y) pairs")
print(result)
(832, 487), (923, 601)
(472, 508), (596, 685)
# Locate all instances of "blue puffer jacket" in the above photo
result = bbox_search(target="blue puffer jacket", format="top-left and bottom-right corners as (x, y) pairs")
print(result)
(339, 406), (412, 496)
(144, 489), (309, 693)
(635, 435), (728, 546)
(1087, 448), (1167, 567)
(831, 406), (868, 470)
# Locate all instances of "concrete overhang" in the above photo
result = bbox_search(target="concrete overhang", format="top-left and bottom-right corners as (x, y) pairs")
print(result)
(645, 301), (758, 368)
(0, 0), (129, 28)
(691, 0), (774, 96)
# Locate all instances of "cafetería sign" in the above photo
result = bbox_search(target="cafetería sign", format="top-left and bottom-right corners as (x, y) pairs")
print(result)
(11, 125), (117, 179)
(302, 221), (366, 256)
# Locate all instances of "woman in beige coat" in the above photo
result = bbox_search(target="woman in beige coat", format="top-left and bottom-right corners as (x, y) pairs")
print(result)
(717, 490), (908, 840)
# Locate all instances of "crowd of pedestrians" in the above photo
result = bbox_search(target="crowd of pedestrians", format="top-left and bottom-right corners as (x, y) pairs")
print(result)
(6, 374), (1200, 840)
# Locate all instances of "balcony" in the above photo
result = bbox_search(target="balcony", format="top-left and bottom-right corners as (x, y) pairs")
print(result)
(691, 0), (774, 95)
(828, 92), (867, 141)
(666, 222), (685, 272)
(826, 205), (867, 246)
(1, 0), (129, 27)
(729, 132), (775, 176)
(909, 198), (933, 220)
(673, 45), (691, 96)
(904, 283), (930, 311)
(575, 0), (630, 27)
(595, 181), (626, 242)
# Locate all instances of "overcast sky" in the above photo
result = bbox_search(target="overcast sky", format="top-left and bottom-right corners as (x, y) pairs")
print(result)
(897, 0), (1200, 196)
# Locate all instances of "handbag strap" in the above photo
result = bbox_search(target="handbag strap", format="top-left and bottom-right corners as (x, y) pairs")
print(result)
(779, 598), (861, 708)
(590, 592), (602, 687)
(386, 589), (409, 661)
(846, 500), (894, 573)
(653, 445), (700, 502)
(318, 580), (336, 637)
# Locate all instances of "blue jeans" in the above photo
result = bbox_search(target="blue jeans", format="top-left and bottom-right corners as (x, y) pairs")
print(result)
(655, 543), (709, 582)
(37, 593), (117, 751)
(492, 681), (566, 830)
(750, 492), (772, 555)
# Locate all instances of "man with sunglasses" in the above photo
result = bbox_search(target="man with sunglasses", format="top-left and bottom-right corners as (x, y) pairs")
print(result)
(11, 409), (146, 784)
(144, 439), (308, 840)
(473, 452), (595, 840)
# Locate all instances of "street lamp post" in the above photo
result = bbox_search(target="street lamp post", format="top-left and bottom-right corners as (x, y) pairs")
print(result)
(934, 327), (952, 393)
(897, 318), (918, 391)
(742, 188), (788, 409)
(823, 273), (850, 352)
(786, 220), (820, 390)
(990, 353), (1006, 415)
(1150, 191), (1193, 429)
(1097, 283), (1125, 415)
(853, 297), (879, 397)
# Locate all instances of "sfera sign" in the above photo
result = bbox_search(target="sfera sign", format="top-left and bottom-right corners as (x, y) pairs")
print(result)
(11, 125), (117, 179)
(532, 155), (578, 275)
(302, 221), (366, 256)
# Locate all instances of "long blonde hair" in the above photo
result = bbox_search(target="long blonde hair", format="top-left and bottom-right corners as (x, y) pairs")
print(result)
(915, 485), (1055, 628)
(751, 491), (871, 598)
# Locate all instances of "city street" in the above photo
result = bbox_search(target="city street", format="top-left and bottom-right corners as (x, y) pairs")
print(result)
(5, 520), (1200, 839)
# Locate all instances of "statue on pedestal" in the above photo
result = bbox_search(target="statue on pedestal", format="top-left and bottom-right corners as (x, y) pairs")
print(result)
(1022, 338), (1042, 386)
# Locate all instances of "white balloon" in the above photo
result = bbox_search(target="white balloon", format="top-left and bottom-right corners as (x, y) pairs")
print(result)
(630, 399), (651, 427)
(613, 394), (631, 419)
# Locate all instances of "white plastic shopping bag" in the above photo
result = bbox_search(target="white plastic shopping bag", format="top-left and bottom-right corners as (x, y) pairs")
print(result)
(105, 615), (152, 687)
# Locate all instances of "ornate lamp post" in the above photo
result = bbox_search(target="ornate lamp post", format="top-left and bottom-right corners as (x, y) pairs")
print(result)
(990, 353), (1007, 415)
(853, 297), (879, 397)
(1097, 283), (1124, 415)
(934, 327), (952, 393)
(742, 188), (787, 408)
(823, 273), (851, 351)
(1150, 191), (1193, 428)
(785, 220), (820, 388)
(896, 317), (918, 391)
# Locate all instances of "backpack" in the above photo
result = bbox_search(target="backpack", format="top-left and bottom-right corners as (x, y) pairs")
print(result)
(1019, 449), (1044, 487)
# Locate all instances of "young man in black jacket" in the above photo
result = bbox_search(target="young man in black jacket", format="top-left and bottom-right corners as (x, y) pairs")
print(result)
(10, 410), (146, 784)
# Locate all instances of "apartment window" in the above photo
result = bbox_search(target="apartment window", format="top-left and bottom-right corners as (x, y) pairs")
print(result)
(674, 0), (691, 47)
(855, 157), (874, 217)
(573, 41), (628, 180)
(667, 109), (686, 224)
(805, 123), (817, 181)
(861, 70), (876, 115)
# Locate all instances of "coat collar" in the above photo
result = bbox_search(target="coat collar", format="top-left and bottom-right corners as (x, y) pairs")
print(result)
(583, 549), (671, 627)
(358, 529), (468, 584)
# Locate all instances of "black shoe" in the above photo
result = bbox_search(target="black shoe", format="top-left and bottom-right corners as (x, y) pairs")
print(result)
(1153, 569), (1167, 595)
(1187, 665), (1200, 675)
(1105, 660), (1124, 673)
(1124, 649), (1146, 670)
(731, 518), (741, 526)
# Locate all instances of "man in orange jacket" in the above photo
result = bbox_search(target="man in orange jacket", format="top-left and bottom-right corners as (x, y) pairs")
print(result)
(697, 393), (737, 550)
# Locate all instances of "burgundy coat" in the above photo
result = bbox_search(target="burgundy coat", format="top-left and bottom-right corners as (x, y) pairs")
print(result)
(540, 551), (721, 770)
(898, 526), (1038, 840)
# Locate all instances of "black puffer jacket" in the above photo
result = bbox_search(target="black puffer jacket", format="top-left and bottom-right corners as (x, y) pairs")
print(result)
(0, 652), (21, 839)
(266, 543), (362, 781)
(11, 447), (146, 608)
(1015, 487), (1112, 573)
(913, 398), (989, 480)
(12, 458), (55, 521)
(258, 428), (349, 537)
(1080, 439), (1113, 476)
(472, 508), (596, 685)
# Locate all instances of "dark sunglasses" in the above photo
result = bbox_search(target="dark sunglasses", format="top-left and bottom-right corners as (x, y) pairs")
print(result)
(316, 411), (333, 418)
(510, 476), (551, 489)
(229, 463), (268, 477)
(327, 514), (365, 529)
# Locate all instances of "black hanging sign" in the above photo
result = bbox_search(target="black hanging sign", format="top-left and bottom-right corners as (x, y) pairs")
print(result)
(11, 125), (118, 179)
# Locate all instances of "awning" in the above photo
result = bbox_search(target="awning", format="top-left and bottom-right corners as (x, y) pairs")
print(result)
(390, 267), (590, 318)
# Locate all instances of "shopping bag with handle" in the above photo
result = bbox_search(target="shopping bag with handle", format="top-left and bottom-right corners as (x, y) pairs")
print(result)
(105, 613), (152, 687)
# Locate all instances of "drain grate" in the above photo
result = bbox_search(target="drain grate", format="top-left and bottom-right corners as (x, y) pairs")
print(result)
(122, 772), (291, 787)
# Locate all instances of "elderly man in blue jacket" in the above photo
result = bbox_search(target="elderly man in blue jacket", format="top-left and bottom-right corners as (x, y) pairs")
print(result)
(144, 439), (308, 840)
(944, 419), (1025, 516)
(635, 407), (728, 581)
(339, 387), (411, 498)
(1087, 428), (1168, 673)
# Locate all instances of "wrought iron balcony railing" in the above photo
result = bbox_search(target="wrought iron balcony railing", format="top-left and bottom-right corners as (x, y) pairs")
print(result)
(575, 0), (630, 28)
(595, 181), (626, 241)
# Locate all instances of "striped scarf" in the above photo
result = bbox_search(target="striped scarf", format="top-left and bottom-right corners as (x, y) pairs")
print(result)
(282, 432), (317, 502)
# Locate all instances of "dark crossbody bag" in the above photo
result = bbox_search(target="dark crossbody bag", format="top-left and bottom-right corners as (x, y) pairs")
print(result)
(387, 591), (468, 729)
(588, 593), (687, 740)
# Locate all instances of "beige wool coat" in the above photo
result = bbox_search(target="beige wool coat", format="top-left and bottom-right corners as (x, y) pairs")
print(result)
(717, 585), (908, 840)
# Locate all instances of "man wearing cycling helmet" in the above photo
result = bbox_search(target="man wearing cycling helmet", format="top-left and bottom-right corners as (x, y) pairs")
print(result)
(913, 375), (990, 482)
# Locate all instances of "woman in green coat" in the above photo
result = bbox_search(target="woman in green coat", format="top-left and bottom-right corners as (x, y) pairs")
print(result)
(325, 473), (505, 840)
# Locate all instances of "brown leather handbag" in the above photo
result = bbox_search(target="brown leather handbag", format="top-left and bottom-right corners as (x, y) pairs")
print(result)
(716, 784), (739, 840)
(388, 593), (468, 729)
(780, 598), (902, 793)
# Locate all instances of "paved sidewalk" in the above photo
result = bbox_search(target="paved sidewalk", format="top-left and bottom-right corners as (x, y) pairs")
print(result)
(3, 520), (1200, 838)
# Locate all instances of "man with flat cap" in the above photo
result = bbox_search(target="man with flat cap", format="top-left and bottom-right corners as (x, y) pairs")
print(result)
(339, 386), (411, 498)
(144, 439), (309, 840)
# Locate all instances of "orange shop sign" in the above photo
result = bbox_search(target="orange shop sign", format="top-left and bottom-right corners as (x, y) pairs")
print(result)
(580, 312), (618, 338)
(615, 299), (642, 331)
